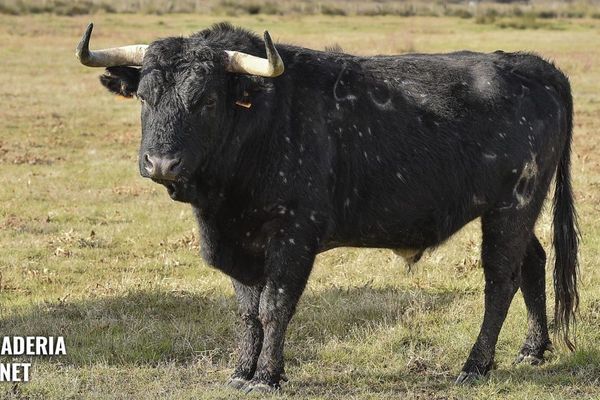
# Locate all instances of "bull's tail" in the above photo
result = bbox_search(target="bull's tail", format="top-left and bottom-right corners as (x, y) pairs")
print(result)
(552, 75), (580, 351)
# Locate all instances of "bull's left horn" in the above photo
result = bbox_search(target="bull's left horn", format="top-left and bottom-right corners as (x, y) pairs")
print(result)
(225, 31), (284, 78)
(76, 23), (148, 67)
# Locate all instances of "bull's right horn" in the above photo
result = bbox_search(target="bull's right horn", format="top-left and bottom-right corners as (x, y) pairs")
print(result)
(76, 23), (148, 67)
(225, 31), (284, 78)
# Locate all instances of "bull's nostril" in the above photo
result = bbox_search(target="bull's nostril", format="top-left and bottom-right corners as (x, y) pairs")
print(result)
(143, 153), (155, 174)
(167, 158), (182, 174)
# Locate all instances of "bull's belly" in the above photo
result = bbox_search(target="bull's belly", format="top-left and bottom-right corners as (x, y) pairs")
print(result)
(320, 227), (434, 253)
(321, 203), (482, 253)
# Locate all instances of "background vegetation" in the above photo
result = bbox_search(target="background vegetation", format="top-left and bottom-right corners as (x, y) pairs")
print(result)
(0, 6), (599, 400)
(1, 0), (600, 22)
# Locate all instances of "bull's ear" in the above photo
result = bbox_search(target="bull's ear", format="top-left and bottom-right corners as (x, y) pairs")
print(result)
(99, 66), (140, 98)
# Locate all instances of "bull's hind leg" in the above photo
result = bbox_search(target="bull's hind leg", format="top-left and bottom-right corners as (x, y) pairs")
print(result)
(456, 210), (534, 384)
(515, 236), (553, 365)
(227, 279), (264, 390)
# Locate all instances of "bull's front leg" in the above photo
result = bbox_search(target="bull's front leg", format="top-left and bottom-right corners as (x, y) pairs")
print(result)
(244, 235), (317, 393)
(227, 279), (264, 390)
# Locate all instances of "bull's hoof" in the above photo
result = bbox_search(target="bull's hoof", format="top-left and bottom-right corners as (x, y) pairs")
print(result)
(514, 352), (544, 366)
(514, 340), (552, 366)
(455, 371), (486, 385)
(226, 377), (250, 391)
(244, 380), (280, 394)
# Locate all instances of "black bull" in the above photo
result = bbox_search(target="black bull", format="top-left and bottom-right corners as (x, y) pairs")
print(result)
(78, 23), (579, 392)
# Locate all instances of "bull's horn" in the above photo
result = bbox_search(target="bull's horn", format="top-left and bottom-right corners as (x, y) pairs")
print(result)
(76, 23), (148, 67)
(225, 31), (284, 77)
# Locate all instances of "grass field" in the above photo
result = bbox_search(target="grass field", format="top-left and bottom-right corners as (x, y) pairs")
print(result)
(1, 12), (600, 400)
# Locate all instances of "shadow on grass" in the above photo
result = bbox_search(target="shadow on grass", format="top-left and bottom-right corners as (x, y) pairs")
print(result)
(0, 286), (458, 366)
(0, 290), (237, 366)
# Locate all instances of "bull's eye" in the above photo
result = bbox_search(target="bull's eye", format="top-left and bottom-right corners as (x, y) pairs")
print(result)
(137, 95), (146, 105)
(205, 97), (217, 108)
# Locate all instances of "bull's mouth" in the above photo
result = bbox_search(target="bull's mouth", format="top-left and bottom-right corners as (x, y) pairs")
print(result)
(151, 178), (196, 203)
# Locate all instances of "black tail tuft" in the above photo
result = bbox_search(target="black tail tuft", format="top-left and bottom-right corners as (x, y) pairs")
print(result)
(552, 75), (580, 351)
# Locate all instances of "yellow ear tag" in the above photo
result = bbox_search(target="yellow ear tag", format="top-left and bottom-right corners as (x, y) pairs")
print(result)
(236, 90), (252, 108)
(235, 100), (252, 108)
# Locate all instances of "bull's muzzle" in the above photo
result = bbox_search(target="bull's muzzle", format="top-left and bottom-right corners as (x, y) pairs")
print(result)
(142, 153), (182, 181)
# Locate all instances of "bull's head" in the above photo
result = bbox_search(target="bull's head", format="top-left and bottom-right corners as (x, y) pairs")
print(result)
(76, 23), (284, 202)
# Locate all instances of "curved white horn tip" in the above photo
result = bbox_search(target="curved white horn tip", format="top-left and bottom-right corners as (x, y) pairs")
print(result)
(76, 22), (94, 63)
(263, 30), (284, 77)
